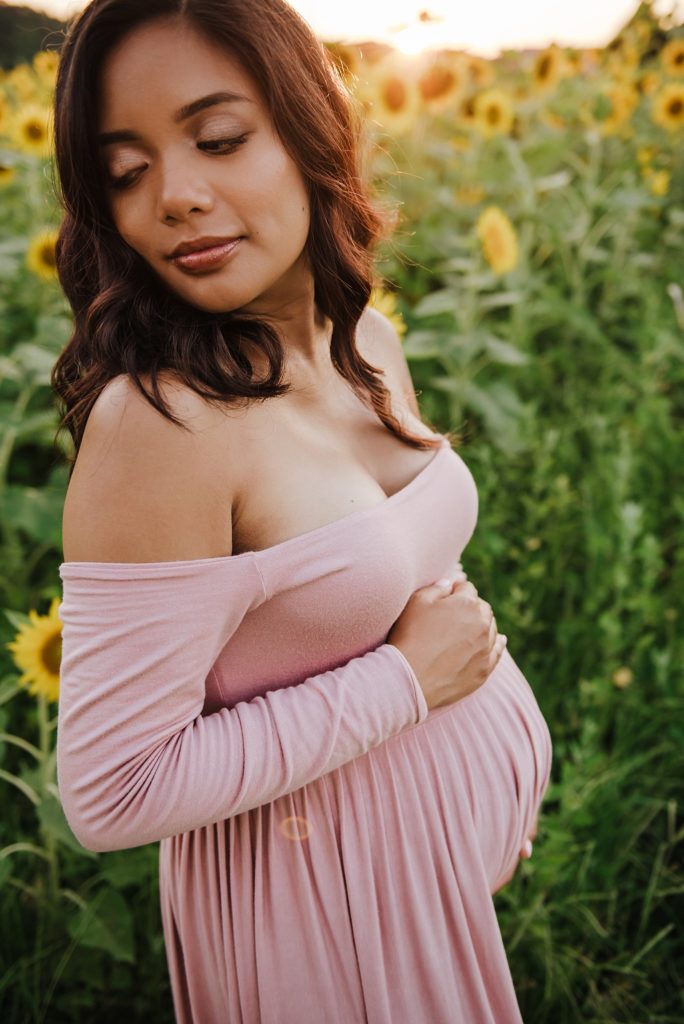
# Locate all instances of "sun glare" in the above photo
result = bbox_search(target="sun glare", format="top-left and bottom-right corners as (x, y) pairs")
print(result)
(393, 26), (429, 55)
(389, 16), (448, 56)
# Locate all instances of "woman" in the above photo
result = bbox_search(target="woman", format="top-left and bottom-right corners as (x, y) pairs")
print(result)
(52, 1), (553, 1021)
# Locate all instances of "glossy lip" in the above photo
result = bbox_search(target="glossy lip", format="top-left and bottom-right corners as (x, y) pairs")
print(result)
(168, 234), (242, 258)
(172, 238), (243, 273)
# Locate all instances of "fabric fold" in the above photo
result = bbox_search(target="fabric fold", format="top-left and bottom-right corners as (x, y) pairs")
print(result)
(57, 558), (428, 853)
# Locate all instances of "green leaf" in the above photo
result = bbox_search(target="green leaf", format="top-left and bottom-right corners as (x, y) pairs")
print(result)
(0, 676), (20, 707)
(0, 857), (13, 890)
(99, 847), (156, 889)
(37, 794), (98, 858)
(482, 335), (530, 366)
(478, 290), (524, 311)
(0, 483), (64, 547)
(66, 887), (135, 963)
(464, 380), (526, 455)
(402, 329), (441, 359)
(412, 289), (458, 318)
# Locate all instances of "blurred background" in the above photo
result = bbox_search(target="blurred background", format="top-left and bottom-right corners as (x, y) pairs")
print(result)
(0, 1), (683, 1021)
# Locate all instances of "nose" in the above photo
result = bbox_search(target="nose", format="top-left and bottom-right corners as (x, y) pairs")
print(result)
(157, 157), (213, 222)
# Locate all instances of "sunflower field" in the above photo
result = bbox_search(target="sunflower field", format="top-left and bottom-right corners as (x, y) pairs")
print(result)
(1, 1), (683, 1021)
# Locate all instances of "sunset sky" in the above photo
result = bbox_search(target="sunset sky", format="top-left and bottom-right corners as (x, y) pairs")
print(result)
(22, 0), (684, 58)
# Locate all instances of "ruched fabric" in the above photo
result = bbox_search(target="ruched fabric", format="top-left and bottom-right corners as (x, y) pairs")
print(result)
(57, 437), (553, 1023)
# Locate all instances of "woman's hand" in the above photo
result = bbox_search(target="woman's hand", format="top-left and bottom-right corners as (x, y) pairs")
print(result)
(387, 569), (507, 712)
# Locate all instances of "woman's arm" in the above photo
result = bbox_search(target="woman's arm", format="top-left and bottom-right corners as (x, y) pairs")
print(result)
(57, 375), (427, 853)
(57, 560), (426, 853)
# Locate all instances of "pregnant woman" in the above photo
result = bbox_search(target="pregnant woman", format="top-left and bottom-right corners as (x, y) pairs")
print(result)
(52, 1), (553, 1021)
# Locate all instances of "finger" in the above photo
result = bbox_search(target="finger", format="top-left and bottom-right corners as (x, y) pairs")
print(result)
(519, 838), (533, 859)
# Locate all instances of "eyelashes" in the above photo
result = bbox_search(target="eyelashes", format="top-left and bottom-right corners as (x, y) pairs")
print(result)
(107, 134), (250, 191)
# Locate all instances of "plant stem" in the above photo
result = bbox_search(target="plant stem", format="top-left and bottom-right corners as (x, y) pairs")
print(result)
(37, 694), (59, 903)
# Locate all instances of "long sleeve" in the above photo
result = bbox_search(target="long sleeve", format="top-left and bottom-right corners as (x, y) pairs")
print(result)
(56, 555), (429, 853)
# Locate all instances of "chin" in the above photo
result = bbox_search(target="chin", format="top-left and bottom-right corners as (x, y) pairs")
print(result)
(162, 277), (243, 315)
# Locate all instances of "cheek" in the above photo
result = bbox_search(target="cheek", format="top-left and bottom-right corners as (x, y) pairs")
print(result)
(111, 205), (149, 258)
(251, 143), (309, 223)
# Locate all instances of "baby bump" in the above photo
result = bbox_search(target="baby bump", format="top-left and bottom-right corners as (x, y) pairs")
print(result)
(381, 645), (553, 893)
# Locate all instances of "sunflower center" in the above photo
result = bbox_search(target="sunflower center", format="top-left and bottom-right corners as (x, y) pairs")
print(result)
(486, 104), (501, 126)
(538, 56), (551, 79)
(42, 634), (62, 675)
(27, 122), (44, 140)
(669, 98), (683, 116)
(40, 244), (56, 267)
(419, 67), (455, 101)
(384, 78), (406, 112)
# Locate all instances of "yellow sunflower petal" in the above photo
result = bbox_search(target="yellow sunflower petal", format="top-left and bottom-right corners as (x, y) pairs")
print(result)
(476, 206), (519, 275)
(5, 596), (62, 703)
(0, 163), (17, 187)
(661, 38), (684, 78)
(472, 87), (515, 139)
(26, 229), (59, 280)
(651, 82), (684, 131)
(10, 103), (54, 158)
(369, 286), (407, 337)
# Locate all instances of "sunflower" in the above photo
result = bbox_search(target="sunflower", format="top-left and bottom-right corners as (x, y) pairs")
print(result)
(651, 82), (684, 131)
(472, 87), (515, 139)
(416, 53), (465, 112)
(0, 162), (16, 187)
(369, 286), (407, 337)
(6, 597), (63, 703)
(476, 206), (519, 275)
(531, 44), (566, 93)
(463, 54), (494, 89)
(454, 183), (486, 206)
(637, 70), (661, 96)
(661, 38), (684, 77)
(456, 94), (478, 129)
(591, 81), (639, 136)
(26, 228), (59, 280)
(645, 168), (671, 196)
(360, 53), (420, 135)
(11, 103), (53, 157)
(608, 82), (639, 129)
(0, 93), (9, 136)
(636, 144), (658, 164)
(32, 48), (61, 89)
(604, 36), (641, 78)
(5, 63), (39, 102)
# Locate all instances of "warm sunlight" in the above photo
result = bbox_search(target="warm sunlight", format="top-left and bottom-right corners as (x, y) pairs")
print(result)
(25, 0), (684, 57)
(391, 18), (445, 55)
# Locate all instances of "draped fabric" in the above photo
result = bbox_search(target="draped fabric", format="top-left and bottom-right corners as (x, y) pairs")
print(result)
(57, 437), (553, 1023)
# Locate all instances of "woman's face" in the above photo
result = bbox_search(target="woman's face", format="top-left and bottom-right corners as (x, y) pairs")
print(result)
(97, 17), (313, 317)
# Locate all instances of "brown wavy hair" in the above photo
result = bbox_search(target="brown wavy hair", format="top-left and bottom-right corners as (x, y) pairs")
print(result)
(50, 0), (454, 480)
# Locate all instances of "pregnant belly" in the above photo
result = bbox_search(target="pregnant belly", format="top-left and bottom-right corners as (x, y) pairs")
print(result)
(369, 645), (554, 893)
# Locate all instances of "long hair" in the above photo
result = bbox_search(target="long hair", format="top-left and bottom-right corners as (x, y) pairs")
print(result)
(50, 0), (453, 480)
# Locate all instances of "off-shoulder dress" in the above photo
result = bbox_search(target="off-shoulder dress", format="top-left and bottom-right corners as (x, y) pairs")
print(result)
(57, 435), (553, 1023)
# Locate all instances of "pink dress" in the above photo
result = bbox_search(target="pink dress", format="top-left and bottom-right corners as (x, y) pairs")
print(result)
(57, 436), (553, 1023)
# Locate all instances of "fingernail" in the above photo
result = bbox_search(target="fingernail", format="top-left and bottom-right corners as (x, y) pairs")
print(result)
(521, 838), (533, 858)
(435, 578), (452, 589)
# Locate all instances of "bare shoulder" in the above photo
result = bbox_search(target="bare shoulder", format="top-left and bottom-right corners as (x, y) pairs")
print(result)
(61, 373), (237, 563)
(356, 304), (420, 418)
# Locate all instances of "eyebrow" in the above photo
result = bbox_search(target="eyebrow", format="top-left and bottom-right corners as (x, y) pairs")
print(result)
(97, 90), (253, 148)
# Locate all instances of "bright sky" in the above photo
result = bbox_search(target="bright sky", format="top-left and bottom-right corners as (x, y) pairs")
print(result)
(24, 0), (684, 58)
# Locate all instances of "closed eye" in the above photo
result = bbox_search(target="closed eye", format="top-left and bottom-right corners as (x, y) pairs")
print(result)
(106, 134), (250, 190)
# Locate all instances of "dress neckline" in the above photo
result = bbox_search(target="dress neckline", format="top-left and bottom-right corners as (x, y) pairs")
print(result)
(60, 436), (451, 573)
